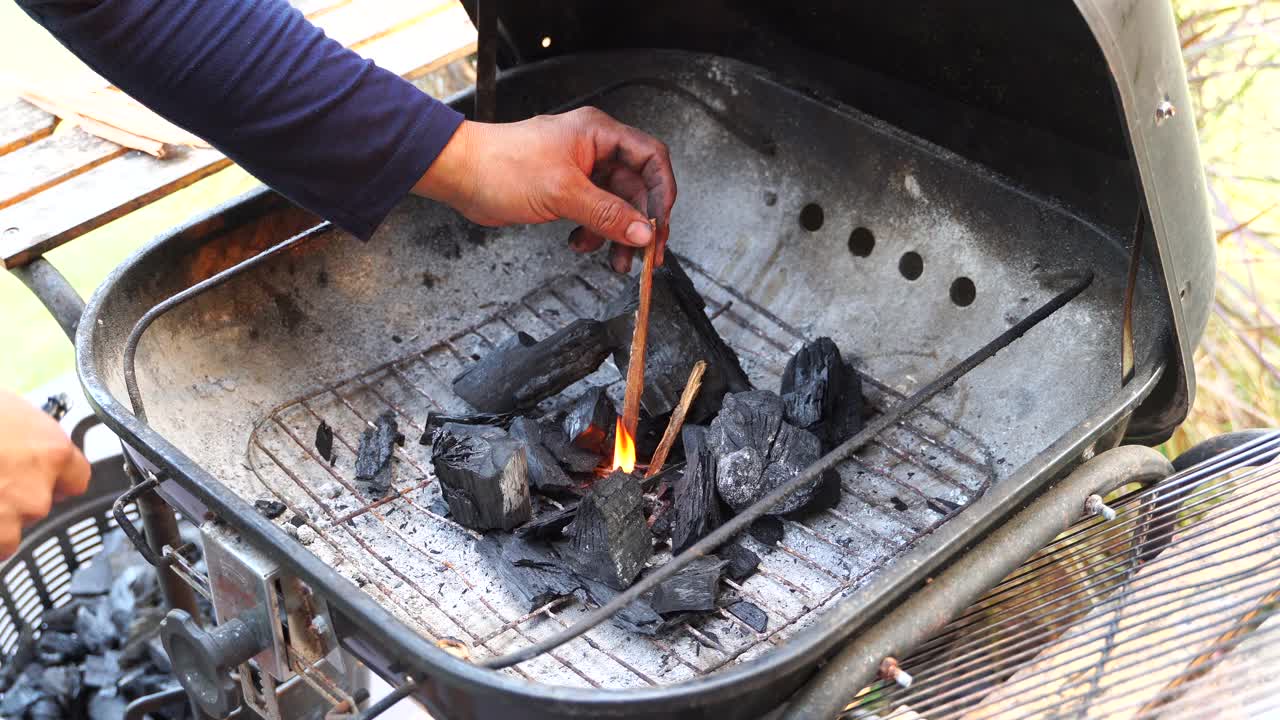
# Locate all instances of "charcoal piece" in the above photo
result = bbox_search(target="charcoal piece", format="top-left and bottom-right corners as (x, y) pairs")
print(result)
(604, 254), (750, 424)
(254, 498), (287, 519)
(288, 512), (309, 527)
(643, 557), (726, 615)
(40, 665), (82, 704)
(563, 387), (615, 454)
(749, 516), (784, 546)
(670, 425), (722, 553)
(83, 651), (122, 688)
(567, 471), (652, 589)
(109, 564), (157, 633)
(578, 576), (663, 636)
(356, 412), (403, 498)
(89, 692), (128, 720)
(719, 542), (761, 581)
(539, 423), (602, 474)
(648, 505), (672, 542)
(780, 337), (864, 450)
(41, 601), (83, 632)
(36, 630), (86, 664)
(421, 411), (518, 443)
(28, 696), (62, 720)
(727, 601), (769, 633)
(477, 534), (581, 611)
(514, 503), (579, 541)
(69, 552), (113, 596)
(428, 495), (451, 517)
(452, 319), (615, 413)
(509, 418), (579, 496)
(430, 423), (531, 531)
(709, 391), (825, 515)
(929, 497), (962, 515)
(0, 667), (43, 718)
(76, 603), (118, 653)
(315, 420), (334, 463)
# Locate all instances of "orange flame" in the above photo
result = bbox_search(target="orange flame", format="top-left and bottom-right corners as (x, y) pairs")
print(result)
(611, 417), (636, 474)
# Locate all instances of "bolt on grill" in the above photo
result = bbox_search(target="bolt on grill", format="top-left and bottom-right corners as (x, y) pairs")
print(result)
(843, 433), (1280, 719)
(245, 259), (997, 688)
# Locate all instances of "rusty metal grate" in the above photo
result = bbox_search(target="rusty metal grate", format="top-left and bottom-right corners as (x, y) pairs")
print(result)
(244, 259), (997, 688)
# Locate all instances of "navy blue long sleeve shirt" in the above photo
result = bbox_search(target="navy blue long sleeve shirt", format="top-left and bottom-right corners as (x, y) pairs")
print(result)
(17, 0), (465, 239)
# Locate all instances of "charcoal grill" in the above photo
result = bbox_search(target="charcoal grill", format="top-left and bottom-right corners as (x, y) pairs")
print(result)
(72, 1), (1215, 718)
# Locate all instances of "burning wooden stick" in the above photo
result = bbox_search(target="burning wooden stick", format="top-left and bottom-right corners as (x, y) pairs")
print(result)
(619, 235), (658, 440)
(645, 360), (706, 478)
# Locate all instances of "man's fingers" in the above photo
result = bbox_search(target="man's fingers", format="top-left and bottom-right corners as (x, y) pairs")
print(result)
(581, 111), (677, 226)
(567, 226), (606, 254)
(609, 243), (636, 273)
(561, 175), (653, 248)
(0, 508), (20, 560)
(55, 446), (91, 500)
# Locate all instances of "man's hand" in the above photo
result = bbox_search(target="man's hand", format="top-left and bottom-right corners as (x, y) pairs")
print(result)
(0, 391), (90, 559)
(414, 107), (676, 273)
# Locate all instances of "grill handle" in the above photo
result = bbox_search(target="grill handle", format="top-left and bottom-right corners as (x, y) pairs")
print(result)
(161, 608), (271, 718)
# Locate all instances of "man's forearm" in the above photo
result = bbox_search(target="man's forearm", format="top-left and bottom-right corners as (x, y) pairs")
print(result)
(16, 0), (463, 239)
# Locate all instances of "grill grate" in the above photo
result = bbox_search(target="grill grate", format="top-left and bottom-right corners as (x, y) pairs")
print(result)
(842, 433), (1280, 719)
(245, 260), (997, 688)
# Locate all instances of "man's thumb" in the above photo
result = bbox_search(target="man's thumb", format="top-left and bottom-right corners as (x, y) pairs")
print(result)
(565, 179), (653, 248)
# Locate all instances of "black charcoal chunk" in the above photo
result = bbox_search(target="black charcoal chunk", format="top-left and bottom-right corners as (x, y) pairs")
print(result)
(0, 667), (43, 718)
(452, 319), (615, 413)
(670, 425), (721, 553)
(88, 692), (128, 720)
(41, 601), (83, 633)
(567, 471), (651, 589)
(727, 600), (769, 633)
(780, 337), (863, 450)
(929, 497), (962, 515)
(749, 516), (784, 546)
(605, 254), (750, 424)
(578, 576), (663, 636)
(514, 503), (579, 541)
(509, 418), (579, 496)
(355, 411), (403, 498)
(421, 411), (518, 442)
(644, 557), (726, 615)
(709, 391), (825, 515)
(539, 423), (602, 474)
(36, 630), (86, 664)
(76, 603), (118, 653)
(254, 498), (287, 519)
(315, 420), (334, 463)
(563, 387), (615, 454)
(83, 651), (122, 688)
(719, 542), (761, 581)
(477, 534), (581, 611)
(28, 696), (62, 720)
(40, 665), (82, 703)
(69, 551), (113, 596)
(430, 423), (531, 531)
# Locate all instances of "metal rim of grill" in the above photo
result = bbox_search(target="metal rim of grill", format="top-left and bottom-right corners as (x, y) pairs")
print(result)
(244, 259), (999, 689)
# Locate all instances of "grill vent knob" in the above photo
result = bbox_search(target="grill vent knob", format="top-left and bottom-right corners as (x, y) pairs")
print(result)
(161, 608), (270, 718)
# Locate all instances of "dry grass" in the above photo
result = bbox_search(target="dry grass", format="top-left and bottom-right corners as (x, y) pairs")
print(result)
(1164, 0), (1280, 456)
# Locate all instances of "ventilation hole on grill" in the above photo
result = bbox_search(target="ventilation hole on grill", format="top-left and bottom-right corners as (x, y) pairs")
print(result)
(799, 203), (824, 231)
(950, 277), (977, 307)
(899, 252), (924, 280)
(848, 227), (875, 257)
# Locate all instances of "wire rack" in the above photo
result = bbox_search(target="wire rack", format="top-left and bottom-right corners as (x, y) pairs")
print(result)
(244, 258), (998, 689)
(842, 433), (1280, 719)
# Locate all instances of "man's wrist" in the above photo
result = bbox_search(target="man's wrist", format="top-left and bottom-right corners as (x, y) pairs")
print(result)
(413, 119), (480, 207)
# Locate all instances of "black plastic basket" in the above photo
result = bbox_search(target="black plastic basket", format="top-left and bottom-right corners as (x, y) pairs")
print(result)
(0, 452), (133, 666)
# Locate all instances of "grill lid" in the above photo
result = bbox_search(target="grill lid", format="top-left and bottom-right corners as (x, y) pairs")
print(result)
(466, 0), (1215, 441)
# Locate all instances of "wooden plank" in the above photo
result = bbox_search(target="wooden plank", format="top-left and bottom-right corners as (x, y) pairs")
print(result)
(0, 98), (56, 156)
(0, 146), (228, 268)
(292, 0), (354, 18)
(0, 128), (125, 210)
(313, 0), (457, 49)
(358, 4), (477, 79)
(1, 2), (475, 267)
